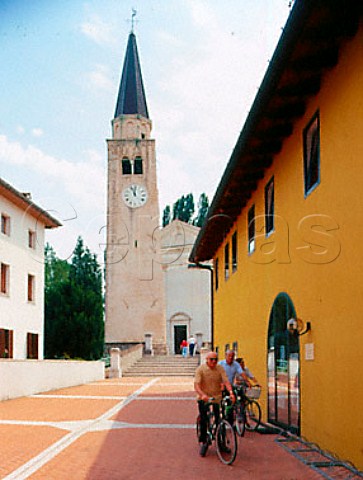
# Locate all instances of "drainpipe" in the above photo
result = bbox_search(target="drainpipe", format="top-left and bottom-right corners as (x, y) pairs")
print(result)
(187, 263), (214, 350)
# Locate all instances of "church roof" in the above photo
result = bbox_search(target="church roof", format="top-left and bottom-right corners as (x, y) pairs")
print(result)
(114, 32), (149, 119)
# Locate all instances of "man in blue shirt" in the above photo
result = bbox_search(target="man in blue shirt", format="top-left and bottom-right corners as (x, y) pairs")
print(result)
(219, 350), (248, 384)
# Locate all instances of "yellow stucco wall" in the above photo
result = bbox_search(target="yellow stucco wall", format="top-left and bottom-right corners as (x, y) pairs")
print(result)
(213, 21), (363, 469)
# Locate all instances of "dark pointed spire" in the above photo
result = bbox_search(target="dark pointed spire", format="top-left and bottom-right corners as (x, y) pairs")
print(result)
(114, 32), (149, 119)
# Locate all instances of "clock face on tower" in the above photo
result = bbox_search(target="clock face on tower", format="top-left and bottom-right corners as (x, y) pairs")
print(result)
(122, 184), (148, 208)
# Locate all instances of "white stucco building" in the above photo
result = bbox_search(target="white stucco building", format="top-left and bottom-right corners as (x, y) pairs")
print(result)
(0, 178), (61, 359)
(161, 220), (211, 354)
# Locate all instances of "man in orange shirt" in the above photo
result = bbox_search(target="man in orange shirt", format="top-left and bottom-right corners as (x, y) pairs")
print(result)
(194, 351), (235, 457)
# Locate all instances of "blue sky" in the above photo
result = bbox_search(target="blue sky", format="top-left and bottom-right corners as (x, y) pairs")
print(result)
(0, 0), (291, 261)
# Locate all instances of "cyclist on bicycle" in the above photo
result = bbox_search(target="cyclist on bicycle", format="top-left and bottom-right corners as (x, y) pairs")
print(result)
(194, 351), (235, 457)
(219, 350), (249, 426)
(235, 357), (260, 387)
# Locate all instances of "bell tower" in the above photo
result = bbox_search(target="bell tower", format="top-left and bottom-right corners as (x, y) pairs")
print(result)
(105, 29), (167, 355)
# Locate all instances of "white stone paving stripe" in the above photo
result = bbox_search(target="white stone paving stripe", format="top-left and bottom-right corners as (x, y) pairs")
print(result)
(136, 396), (195, 401)
(31, 394), (127, 400)
(3, 378), (159, 480)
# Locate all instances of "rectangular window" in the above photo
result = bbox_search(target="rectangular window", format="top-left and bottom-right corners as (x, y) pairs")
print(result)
(248, 205), (255, 253)
(1, 214), (10, 236)
(0, 328), (13, 358)
(265, 177), (275, 236)
(122, 158), (132, 175)
(1, 263), (9, 294)
(215, 258), (219, 291)
(232, 341), (238, 356)
(303, 111), (320, 195)
(232, 231), (237, 273)
(224, 243), (230, 280)
(27, 274), (35, 302)
(28, 230), (36, 249)
(133, 157), (143, 174)
(27, 333), (39, 359)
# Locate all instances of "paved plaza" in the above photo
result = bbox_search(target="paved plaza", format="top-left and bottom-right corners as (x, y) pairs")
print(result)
(0, 377), (324, 479)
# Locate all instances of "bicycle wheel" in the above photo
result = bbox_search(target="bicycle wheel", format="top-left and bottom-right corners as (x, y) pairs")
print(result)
(196, 414), (201, 440)
(234, 403), (246, 437)
(245, 400), (261, 431)
(216, 419), (237, 465)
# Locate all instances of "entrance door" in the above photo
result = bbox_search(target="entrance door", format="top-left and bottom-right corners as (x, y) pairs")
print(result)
(174, 325), (187, 354)
(267, 293), (300, 434)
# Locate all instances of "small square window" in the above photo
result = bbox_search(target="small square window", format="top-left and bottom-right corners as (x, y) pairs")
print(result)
(1, 214), (10, 236)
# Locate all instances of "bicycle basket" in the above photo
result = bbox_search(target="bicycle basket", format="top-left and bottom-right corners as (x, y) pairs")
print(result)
(245, 386), (261, 399)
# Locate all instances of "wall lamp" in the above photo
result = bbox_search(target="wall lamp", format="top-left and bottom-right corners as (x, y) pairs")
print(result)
(288, 318), (311, 336)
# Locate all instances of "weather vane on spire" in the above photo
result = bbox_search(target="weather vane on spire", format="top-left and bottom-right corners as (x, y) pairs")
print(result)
(131, 8), (137, 32)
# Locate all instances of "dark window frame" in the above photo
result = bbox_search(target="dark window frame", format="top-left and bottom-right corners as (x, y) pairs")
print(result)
(215, 257), (219, 291)
(303, 111), (320, 196)
(28, 230), (36, 249)
(265, 177), (275, 236)
(27, 274), (35, 302)
(0, 328), (13, 358)
(224, 243), (230, 280)
(232, 231), (237, 273)
(248, 205), (255, 254)
(27, 333), (39, 359)
(1, 263), (9, 295)
(1, 213), (10, 236)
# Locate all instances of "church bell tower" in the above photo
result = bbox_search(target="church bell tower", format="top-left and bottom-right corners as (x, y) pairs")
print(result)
(105, 29), (166, 355)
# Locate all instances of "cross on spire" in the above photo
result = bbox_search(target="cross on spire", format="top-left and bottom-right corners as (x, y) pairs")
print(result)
(131, 8), (137, 33)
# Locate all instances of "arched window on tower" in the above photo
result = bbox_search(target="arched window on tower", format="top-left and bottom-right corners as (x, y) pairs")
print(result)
(122, 157), (132, 175)
(134, 157), (143, 175)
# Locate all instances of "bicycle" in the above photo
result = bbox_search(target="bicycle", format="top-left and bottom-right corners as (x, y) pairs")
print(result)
(196, 395), (238, 465)
(233, 385), (262, 433)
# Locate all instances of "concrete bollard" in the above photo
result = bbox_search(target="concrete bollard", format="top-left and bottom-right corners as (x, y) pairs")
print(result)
(109, 348), (121, 378)
(200, 347), (211, 366)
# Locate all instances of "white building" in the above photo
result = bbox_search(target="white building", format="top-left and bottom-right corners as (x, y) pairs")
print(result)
(0, 178), (61, 359)
(161, 219), (211, 354)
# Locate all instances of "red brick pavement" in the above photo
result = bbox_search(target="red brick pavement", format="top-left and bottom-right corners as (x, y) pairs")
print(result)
(0, 377), (324, 479)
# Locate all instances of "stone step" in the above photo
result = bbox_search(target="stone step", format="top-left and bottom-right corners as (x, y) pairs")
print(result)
(123, 354), (200, 377)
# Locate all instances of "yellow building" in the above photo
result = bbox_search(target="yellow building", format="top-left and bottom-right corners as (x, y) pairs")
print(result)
(190, 0), (363, 470)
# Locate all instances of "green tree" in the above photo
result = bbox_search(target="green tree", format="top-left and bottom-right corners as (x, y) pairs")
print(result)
(193, 193), (209, 227)
(172, 193), (195, 223)
(162, 205), (171, 227)
(44, 237), (104, 360)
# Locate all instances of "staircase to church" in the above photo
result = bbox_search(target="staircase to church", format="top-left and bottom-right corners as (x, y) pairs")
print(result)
(123, 355), (200, 377)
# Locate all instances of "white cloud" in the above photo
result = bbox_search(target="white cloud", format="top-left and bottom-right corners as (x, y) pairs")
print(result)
(16, 125), (25, 135)
(0, 135), (105, 211)
(32, 128), (44, 137)
(87, 64), (114, 92)
(80, 14), (115, 45)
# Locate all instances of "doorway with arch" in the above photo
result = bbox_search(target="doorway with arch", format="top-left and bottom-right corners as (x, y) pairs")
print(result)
(267, 292), (300, 434)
